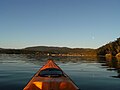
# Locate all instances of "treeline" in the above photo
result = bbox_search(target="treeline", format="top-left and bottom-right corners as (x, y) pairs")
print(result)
(97, 37), (120, 56)
(0, 49), (34, 54)
(25, 46), (97, 56)
(67, 48), (97, 55)
(0, 49), (48, 55)
(0, 46), (96, 56)
(1, 38), (120, 57)
(25, 46), (71, 54)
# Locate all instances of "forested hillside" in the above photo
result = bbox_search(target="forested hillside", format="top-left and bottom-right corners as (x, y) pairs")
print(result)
(0, 46), (96, 56)
(25, 46), (96, 56)
(97, 37), (120, 56)
(1, 37), (120, 56)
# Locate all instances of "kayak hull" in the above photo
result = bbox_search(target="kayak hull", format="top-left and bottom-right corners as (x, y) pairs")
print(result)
(23, 59), (80, 90)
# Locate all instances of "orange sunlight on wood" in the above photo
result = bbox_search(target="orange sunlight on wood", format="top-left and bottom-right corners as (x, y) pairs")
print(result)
(33, 82), (42, 90)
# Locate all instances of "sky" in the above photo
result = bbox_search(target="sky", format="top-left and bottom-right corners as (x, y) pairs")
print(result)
(0, 0), (120, 49)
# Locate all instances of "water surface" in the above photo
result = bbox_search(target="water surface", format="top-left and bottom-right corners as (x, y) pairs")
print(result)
(0, 54), (120, 90)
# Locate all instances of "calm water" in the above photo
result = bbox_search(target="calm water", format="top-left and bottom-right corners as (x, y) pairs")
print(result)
(0, 54), (120, 90)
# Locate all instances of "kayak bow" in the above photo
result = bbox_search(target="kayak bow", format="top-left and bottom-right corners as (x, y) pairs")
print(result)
(23, 59), (80, 90)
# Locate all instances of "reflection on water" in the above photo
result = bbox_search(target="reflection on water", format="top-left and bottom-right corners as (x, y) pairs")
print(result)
(105, 56), (120, 78)
(0, 54), (120, 90)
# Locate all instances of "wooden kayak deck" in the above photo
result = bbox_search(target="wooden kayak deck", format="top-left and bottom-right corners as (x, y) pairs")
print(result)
(23, 59), (80, 90)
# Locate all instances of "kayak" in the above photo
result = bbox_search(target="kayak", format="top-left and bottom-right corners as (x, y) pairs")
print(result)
(23, 59), (80, 90)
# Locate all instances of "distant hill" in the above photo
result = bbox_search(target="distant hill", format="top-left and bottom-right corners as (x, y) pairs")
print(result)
(1, 38), (120, 56)
(97, 37), (120, 56)
(0, 46), (96, 56)
(24, 46), (96, 55)
(24, 46), (70, 53)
